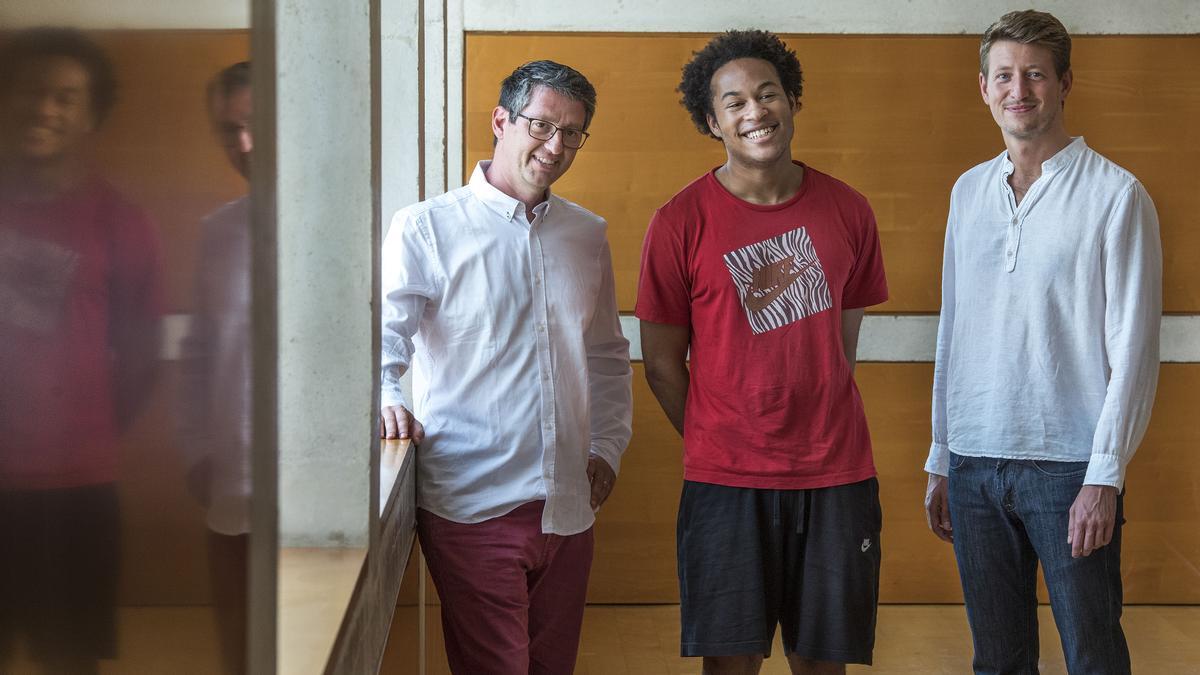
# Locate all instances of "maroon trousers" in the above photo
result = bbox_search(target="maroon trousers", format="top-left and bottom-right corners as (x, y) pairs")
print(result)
(417, 501), (594, 675)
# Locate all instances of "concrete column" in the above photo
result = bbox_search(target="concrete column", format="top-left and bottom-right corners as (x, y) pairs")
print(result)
(273, 0), (377, 549)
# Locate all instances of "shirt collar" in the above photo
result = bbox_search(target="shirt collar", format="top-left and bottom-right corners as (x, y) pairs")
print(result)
(1001, 136), (1087, 178)
(468, 160), (554, 222)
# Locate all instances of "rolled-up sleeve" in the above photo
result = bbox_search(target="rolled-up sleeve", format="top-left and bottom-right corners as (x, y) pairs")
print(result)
(381, 209), (440, 409)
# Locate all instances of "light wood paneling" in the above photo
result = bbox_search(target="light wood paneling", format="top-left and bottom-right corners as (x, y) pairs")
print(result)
(465, 32), (1200, 605)
(587, 364), (685, 602)
(585, 364), (1200, 604)
(117, 367), (217, 605)
(94, 31), (251, 313)
(858, 364), (960, 603)
(465, 34), (1200, 312)
(1120, 363), (1200, 604)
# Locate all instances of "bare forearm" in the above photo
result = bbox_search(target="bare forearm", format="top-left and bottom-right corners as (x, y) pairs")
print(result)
(645, 361), (689, 436)
(841, 308), (865, 375)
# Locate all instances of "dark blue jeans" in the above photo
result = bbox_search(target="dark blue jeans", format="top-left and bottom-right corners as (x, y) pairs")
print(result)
(947, 453), (1129, 675)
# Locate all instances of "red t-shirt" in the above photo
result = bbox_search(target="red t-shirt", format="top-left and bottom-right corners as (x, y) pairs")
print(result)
(635, 164), (888, 489)
(0, 178), (163, 490)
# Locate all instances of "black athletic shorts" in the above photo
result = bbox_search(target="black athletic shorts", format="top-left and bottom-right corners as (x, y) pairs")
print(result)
(0, 483), (121, 663)
(677, 478), (882, 664)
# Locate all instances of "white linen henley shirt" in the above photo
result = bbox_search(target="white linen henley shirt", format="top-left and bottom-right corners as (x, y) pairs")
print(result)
(381, 161), (633, 535)
(926, 137), (1161, 489)
(178, 196), (252, 536)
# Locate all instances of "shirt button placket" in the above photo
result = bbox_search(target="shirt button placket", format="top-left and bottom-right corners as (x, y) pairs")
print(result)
(529, 229), (556, 461)
(1005, 216), (1019, 272)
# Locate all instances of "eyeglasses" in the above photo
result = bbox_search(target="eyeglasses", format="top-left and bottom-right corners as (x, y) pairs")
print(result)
(513, 113), (590, 150)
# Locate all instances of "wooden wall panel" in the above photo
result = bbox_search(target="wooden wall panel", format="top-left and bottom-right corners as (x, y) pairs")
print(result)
(94, 31), (251, 313)
(859, 364), (962, 603)
(587, 364), (684, 603)
(585, 364), (1200, 604)
(466, 34), (1200, 603)
(117, 367), (214, 605)
(1120, 364), (1200, 604)
(465, 34), (1200, 313)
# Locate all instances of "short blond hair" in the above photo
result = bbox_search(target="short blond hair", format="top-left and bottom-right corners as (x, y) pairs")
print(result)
(980, 10), (1071, 78)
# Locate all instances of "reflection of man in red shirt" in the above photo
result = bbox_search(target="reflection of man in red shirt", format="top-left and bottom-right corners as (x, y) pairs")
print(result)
(0, 28), (163, 673)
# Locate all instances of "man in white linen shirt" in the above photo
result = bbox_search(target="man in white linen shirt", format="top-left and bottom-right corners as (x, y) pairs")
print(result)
(922, 11), (1161, 675)
(178, 61), (254, 675)
(379, 60), (632, 674)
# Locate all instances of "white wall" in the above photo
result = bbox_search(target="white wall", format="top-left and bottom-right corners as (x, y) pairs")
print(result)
(7, 0), (1196, 32)
(463, 0), (1200, 33)
(0, 1), (249, 28)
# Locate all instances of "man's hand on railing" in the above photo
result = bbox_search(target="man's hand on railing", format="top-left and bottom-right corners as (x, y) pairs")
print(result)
(380, 404), (425, 444)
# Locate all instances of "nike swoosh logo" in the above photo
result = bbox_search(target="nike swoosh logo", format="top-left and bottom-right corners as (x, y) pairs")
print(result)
(745, 259), (814, 314)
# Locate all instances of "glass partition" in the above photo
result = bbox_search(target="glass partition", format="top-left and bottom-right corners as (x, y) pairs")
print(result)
(0, 9), (253, 674)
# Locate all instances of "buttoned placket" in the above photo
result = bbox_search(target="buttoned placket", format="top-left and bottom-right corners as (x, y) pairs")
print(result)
(525, 205), (559, 511)
(999, 164), (1053, 273)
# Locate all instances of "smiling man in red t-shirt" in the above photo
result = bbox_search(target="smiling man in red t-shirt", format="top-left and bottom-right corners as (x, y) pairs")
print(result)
(636, 30), (888, 674)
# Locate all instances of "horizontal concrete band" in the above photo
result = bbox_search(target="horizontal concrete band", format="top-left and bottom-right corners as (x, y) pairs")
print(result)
(0, 1), (251, 29)
(161, 313), (1200, 363)
(619, 314), (1200, 364)
(5, 0), (1199, 32)
(464, 0), (1200, 34)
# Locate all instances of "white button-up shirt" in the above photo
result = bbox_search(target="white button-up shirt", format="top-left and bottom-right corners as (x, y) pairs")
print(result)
(926, 138), (1161, 488)
(382, 161), (632, 535)
(178, 196), (252, 535)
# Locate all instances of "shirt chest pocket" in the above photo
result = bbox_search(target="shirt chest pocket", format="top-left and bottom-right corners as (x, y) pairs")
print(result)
(543, 252), (601, 327)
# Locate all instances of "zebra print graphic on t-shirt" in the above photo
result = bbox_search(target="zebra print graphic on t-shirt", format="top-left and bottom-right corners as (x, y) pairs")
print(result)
(723, 226), (831, 335)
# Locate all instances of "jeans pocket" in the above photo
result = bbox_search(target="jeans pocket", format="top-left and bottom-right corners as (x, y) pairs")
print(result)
(948, 452), (970, 471)
(867, 477), (883, 533)
(1030, 459), (1088, 478)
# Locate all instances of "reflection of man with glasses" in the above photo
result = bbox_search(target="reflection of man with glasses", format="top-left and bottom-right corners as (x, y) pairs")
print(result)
(177, 60), (253, 675)
(380, 60), (631, 674)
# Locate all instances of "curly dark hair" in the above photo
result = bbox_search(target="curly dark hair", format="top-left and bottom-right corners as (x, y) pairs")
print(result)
(678, 30), (803, 140)
(0, 27), (118, 126)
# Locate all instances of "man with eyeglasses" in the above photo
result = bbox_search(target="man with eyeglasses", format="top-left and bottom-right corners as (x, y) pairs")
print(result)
(177, 60), (253, 675)
(380, 60), (631, 674)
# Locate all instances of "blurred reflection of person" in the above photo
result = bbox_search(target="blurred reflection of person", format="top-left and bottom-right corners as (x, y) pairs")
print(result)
(0, 27), (163, 674)
(177, 61), (252, 675)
